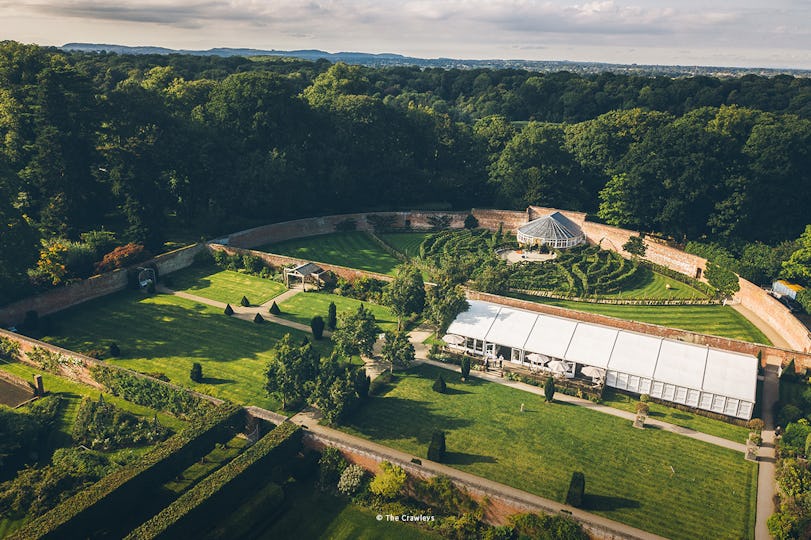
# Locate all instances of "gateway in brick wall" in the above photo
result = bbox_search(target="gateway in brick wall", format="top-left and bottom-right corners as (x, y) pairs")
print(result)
(446, 300), (758, 419)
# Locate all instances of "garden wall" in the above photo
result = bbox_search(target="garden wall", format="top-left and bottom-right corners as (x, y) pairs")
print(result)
(303, 432), (650, 540)
(0, 244), (204, 327)
(468, 291), (811, 370)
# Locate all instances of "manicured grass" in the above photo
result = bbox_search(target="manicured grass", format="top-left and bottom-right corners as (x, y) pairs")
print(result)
(242, 477), (438, 540)
(343, 364), (757, 540)
(36, 291), (330, 410)
(276, 292), (398, 332)
(598, 268), (708, 300)
(169, 265), (286, 305)
(162, 435), (249, 495)
(510, 293), (772, 344)
(378, 232), (434, 258)
(602, 389), (750, 442)
(261, 232), (401, 275)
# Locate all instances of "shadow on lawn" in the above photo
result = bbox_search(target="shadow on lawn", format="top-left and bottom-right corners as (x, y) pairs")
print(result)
(202, 377), (236, 385)
(444, 451), (498, 465)
(347, 397), (472, 445)
(583, 493), (641, 511)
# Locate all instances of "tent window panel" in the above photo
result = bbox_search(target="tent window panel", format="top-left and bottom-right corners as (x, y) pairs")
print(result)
(627, 375), (641, 393)
(606, 371), (618, 387)
(639, 378), (652, 394)
(650, 381), (664, 398)
(699, 392), (714, 410)
(511, 349), (521, 362)
(686, 389), (701, 407)
(616, 372), (629, 389)
(724, 398), (740, 416)
(711, 395), (726, 413)
(662, 384), (676, 401)
(738, 401), (753, 419)
(674, 386), (688, 404)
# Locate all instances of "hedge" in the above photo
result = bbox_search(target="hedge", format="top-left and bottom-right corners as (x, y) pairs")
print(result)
(9, 404), (242, 540)
(91, 364), (214, 418)
(125, 422), (301, 540)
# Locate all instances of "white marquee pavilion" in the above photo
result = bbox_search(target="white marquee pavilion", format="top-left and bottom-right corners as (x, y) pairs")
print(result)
(445, 300), (757, 419)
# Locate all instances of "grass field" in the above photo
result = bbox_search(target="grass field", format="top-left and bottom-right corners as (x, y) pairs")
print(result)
(597, 268), (708, 300)
(261, 232), (401, 275)
(36, 291), (330, 410)
(510, 293), (772, 344)
(378, 232), (434, 258)
(168, 265), (286, 305)
(277, 292), (398, 332)
(343, 365), (757, 540)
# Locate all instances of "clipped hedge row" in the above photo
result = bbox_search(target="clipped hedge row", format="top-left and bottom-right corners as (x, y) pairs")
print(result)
(126, 422), (302, 540)
(91, 364), (214, 418)
(9, 404), (242, 540)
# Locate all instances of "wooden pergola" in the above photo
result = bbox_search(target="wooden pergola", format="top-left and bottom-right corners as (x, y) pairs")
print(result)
(283, 262), (326, 291)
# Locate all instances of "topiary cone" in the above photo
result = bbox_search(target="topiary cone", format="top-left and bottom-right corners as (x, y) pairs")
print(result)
(253, 313), (264, 324)
(240, 296), (250, 307)
(269, 301), (281, 315)
(224, 304), (234, 316)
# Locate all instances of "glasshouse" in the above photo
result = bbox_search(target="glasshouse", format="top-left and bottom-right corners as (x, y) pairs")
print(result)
(444, 300), (758, 419)
(516, 211), (585, 249)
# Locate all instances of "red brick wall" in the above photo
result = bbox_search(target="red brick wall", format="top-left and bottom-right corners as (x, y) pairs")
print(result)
(468, 291), (811, 369)
(0, 244), (204, 327)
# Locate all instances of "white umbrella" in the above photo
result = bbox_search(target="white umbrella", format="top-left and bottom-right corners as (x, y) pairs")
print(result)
(442, 334), (465, 345)
(581, 366), (606, 379)
(525, 352), (545, 364)
(546, 360), (571, 375)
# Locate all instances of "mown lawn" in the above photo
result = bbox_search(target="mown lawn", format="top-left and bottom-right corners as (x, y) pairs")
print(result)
(277, 292), (398, 332)
(598, 267), (708, 300)
(602, 389), (750, 442)
(378, 232), (434, 258)
(168, 265), (286, 305)
(511, 293), (772, 344)
(261, 232), (401, 275)
(343, 365), (757, 540)
(36, 291), (331, 410)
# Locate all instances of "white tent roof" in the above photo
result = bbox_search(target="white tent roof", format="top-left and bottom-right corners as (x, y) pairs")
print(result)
(446, 301), (501, 341)
(654, 340), (708, 390)
(485, 308), (539, 350)
(702, 349), (758, 402)
(448, 300), (757, 404)
(523, 314), (578, 358)
(564, 324), (618, 368)
(607, 332), (662, 379)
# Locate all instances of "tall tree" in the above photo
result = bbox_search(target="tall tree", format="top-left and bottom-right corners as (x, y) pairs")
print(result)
(383, 263), (425, 329)
(265, 334), (320, 409)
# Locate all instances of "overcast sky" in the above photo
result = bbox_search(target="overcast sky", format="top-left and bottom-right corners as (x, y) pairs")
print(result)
(2, 1), (810, 69)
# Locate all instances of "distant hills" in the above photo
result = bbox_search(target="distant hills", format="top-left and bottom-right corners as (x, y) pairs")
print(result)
(61, 43), (811, 77)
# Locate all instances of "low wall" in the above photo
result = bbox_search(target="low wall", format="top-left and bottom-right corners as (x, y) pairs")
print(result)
(0, 244), (204, 327)
(303, 431), (648, 540)
(207, 244), (394, 283)
(468, 291), (811, 370)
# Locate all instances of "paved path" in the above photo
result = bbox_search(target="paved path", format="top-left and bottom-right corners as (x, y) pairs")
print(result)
(285, 408), (667, 540)
(732, 303), (791, 349)
(755, 365), (779, 540)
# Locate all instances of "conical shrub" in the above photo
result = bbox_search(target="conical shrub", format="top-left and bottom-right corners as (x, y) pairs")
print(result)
(224, 304), (234, 316)
(240, 296), (250, 307)
(253, 313), (265, 324)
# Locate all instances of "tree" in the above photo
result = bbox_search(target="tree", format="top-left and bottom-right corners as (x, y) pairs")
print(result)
(782, 225), (811, 286)
(432, 375), (447, 393)
(337, 464), (365, 495)
(705, 262), (741, 298)
(565, 472), (585, 507)
(383, 263), (425, 329)
(544, 377), (556, 403)
(797, 288), (811, 314)
(189, 362), (202, 382)
(369, 461), (406, 499)
(381, 330), (415, 370)
(327, 301), (337, 330)
(425, 285), (468, 334)
(318, 447), (347, 487)
(463, 214), (478, 229)
(331, 305), (379, 358)
(427, 430), (446, 462)
(265, 334), (320, 409)
(310, 315), (325, 340)
(622, 234), (647, 258)
(461, 357), (471, 381)
(473, 260), (510, 295)
(353, 368), (370, 399)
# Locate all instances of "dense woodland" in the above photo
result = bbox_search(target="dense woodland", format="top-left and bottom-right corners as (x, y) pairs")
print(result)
(1, 41), (811, 304)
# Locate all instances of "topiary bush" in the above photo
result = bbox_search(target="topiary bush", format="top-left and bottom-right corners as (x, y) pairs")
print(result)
(269, 301), (281, 315)
(461, 357), (471, 380)
(240, 296), (250, 307)
(432, 374), (447, 393)
(190, 362), (203, 383)
(253, 313), (265, 324)
(565, 471), (585, 507)
(327, 302), (337, 330)
(224, 304), (234, 316)
(427, 430), (446, 462)
(310, 316), (325, 340)
(108, 342), (121, 357)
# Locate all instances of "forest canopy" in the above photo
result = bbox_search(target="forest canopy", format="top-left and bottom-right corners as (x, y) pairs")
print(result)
(1, 41), (810, 303)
